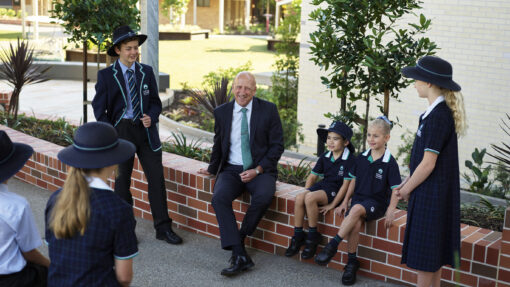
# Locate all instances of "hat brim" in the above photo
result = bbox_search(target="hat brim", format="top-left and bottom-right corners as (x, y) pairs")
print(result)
(0, 143), (33, 183)
(402, 66), (461, 92)
(107, 34), (147, 57)
(57, 139), (136, 169)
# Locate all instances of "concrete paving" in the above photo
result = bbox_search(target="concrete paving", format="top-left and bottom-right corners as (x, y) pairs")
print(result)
(9, 178), (401, 287)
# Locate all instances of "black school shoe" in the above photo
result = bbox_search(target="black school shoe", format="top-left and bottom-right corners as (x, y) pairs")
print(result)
(156, 227), (183, 245)
(300, 232), (321, 260)
(314, 243), (337, 266)
(220, 254), (255, 276)
(285, 233), (307, 257)
(341, 259), (360, 286)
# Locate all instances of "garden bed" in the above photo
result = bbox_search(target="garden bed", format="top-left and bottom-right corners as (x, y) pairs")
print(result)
(159, 30), (209, 41)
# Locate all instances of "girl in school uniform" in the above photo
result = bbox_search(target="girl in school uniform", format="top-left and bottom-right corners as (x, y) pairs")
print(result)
(45, 122), (138, 287)
(395, 56), (467, 287)
(285, 121), (356, 259)
(315, 116), (401, 285)
(315, 117), (401, 286)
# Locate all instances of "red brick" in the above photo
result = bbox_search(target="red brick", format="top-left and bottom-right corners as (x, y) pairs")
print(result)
(387, 254), (406, 269)
(276, 223), (293, 237)
(251, 238), (274, 254)
(196, 176), (204, 190)
(133, 208), (142, 218)
(502, 241), (510, 256)
(499, 268), (510, 284)
(183, 172), (189, 185)
(277, 198), (286, 213)
(461, 241), (473, 260)
(377, 219), (388, 239)
(474, 240), (490, 262)
(459, 259), (470, 272)
(402, 270), (417, 284)
(441, 267), (452, 281)
(142, 211), (153, 221)
(169, 168), (175, 181)
(232, 200), (241, 211)
(373, 238), (401, 255)
(478, 277), (496, 287)
(168, 191), (186, 204)
(264, 231), (288, 247)
(206, 224), (220, 237)
(189, 174), (196, 188)
(286, 199), (295, 214)
(168, 211), (187, 225)
(487, 240), (501, 265)
(359, 234), (372, 247)
(177, 185), (197, 197)
(131, 189), (143, 200)
(459, 271), (477, 286)
(134, 199), (150, 212)
(258, 219), (276, 232)
(501, 254), (510, 269)
(36, 179), (47, 189)
(317, 223), (338, 237)
(198, 211), (217, 225)
(240, 203), (249, 213)
(167, 200), (178, 212)
(176, 170), (182, 183)
(371, 261), (401, 279)
(187, 218), (206, 232)
(188, 198), (207, 210)
(133, 180), (148, 191)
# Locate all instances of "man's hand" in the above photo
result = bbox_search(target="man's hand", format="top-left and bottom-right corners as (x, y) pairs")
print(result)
(240, 169), (258, 183)
(198, 168), (212, 176)
(141, 114), (151, 128)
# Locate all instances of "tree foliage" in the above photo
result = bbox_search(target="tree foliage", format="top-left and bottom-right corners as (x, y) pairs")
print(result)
(308, 0), (438, 146)
(161, 0), (190, 24)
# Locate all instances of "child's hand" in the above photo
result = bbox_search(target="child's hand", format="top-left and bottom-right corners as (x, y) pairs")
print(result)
(319, 204), (334, 215)
(384, 209), (396, 229)
(395, 187), (411, 201)
(335, 202), (348, 217)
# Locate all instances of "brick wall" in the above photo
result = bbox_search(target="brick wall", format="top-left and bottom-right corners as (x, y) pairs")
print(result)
(3, 125), (508, 286)
(0, 91), (12, 112)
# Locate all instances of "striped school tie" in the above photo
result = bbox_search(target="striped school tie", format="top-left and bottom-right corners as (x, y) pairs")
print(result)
(126, 69), (140, 121)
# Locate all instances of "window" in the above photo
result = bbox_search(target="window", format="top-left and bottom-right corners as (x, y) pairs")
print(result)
(197, 0), (210, 7)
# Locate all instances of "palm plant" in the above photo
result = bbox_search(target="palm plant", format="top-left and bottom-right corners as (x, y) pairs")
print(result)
(488, 114), (510, 173)
(187, 77), (232, 118)
(0, 38), (49, 121)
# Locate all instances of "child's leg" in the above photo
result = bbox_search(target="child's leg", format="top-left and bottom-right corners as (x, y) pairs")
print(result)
(304, 190), (329, 229)
(346, 218), (363, 257)
(301, 190), (329, 259)
(417, 269), (442, 287)
(285, 191), (309, 257)
(315, 204), (366, 266)
(293, 191), (309, 229)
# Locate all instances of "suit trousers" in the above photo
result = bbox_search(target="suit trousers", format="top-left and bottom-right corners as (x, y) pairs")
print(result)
(0, 262), (47, 287)
(212, 164), (276, 249)
(115, 119), (172, 231)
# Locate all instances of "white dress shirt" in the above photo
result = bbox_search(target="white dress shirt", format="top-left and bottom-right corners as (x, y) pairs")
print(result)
(228, 99), (253, 166)
(0, 184), (42, 274)
(118, 60), (136, 119)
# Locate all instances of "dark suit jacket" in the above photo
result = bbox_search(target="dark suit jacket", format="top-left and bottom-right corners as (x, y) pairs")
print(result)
(92, 60), (162, 151)
(207, 97), (284, 177)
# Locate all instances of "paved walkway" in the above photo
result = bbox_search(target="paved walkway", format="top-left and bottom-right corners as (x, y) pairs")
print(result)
(11, 178), (401, 286)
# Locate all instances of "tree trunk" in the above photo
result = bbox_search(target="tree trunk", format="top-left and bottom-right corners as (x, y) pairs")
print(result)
(363, 94), (370, 151)
(97, 44), (100, 72)
(8, 88), (20, 121)
(83, 40), (88, 123)
(384, 88), (389, 116)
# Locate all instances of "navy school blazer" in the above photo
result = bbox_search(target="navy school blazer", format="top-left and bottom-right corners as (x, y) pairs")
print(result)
(92, 60), (162, 151)
(207, 97), (284, 177)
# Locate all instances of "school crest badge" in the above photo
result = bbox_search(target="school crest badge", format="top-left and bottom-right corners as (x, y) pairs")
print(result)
(417, 124), (424, 137)
(375, 168), (383, 180)
(338, 165), (344, 176)
(143, 84), (150, 96)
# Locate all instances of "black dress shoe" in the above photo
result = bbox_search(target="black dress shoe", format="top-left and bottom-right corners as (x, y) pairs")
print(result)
(220, 255), (255, 276)
(301, 233), (321, 260)
(285, 235), (306, 257)
(156, 228), (183, 245)
(314, 244), (337, 266)
(341, 259), (360, 286)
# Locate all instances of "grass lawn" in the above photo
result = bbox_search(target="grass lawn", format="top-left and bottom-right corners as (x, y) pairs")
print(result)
(159, 35), (277, 89)
(0, 30), (22, 41)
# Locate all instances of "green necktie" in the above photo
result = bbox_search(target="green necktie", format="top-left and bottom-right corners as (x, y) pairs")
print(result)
(241, 107), (253, 170)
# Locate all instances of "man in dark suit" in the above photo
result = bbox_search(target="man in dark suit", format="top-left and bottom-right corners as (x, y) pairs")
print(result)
(92, 25), (182, 245)
(198, 72), (284, 276)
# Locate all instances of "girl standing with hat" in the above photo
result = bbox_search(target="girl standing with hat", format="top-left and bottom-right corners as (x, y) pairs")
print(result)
(0, 130), (50, 287)
(395, 56), (467, 287)
(285, 121), (356, 260)
(45, 122), (138, 287)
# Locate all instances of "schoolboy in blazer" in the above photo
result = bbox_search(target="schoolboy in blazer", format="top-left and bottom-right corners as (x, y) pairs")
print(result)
(92, 25), (182, 245)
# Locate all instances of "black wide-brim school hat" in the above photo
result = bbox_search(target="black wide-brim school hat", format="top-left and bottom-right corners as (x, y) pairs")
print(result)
(317, 121), (355, 154)
(402, 56), (461, 91)
(58, 122), (135, 169)
(0, 130), (34, 183)
(107, 25), (147, 57)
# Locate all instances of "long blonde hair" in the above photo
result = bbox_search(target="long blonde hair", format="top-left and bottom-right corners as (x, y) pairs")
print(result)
(50, 167), (99, 239)
(441, 88), (467, 137)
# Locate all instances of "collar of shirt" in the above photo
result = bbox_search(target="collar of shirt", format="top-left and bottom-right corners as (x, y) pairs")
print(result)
(361, 148), (392, 163)
(118, 60), (136, 76)
(421, 96), (445, 120)
(86, 176), (113, 191)
(324, 148), (350, 162)
(233, 99), (253, 114)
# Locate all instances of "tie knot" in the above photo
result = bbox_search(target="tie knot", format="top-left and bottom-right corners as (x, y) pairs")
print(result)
(241, 107), (247, 114)
(127, 69), (134, 76)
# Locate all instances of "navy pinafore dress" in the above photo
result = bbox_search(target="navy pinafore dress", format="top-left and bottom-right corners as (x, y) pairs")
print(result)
(401, 101), (461, 272)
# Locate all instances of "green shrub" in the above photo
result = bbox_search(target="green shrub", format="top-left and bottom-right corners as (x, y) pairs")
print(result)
(0, 8), (7, 16)
(396, 129), (414, 168)
(460, 197), (505, 232)
(201, 62), (252, 90)
(277, 158), (311, 187)
(6, 9), (16, 17)
(0, 112), (76, 146)
(162, 131), (211, 162)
